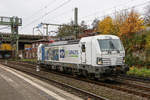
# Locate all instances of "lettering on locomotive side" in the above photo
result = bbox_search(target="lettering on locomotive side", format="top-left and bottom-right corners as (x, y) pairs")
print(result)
(65, 50), (79, 58)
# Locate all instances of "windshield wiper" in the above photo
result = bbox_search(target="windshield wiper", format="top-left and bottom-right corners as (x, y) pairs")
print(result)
(116, 49), (120, 53)
(109, 41), (120, 53)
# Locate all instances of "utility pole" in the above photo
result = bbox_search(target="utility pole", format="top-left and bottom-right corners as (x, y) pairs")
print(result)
(46, 24), (49, 40)
(11, 17), (19, 59)
(33, 27), (35, 35)
(0, 16), (22, 59)
(74, 7), (78, 39)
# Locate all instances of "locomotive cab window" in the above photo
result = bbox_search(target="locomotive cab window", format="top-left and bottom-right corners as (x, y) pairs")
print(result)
(82, 44), (85, 52)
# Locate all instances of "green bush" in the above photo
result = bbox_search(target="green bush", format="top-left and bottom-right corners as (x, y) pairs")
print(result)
(127, 67), (150, 77)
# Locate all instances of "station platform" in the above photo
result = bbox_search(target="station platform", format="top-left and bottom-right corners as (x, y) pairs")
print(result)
(0, 64), (83, 100)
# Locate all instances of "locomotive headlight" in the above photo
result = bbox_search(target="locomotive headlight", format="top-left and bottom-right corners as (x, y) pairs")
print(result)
(123, 57), (125, 63)
(97, 57), (103, 65)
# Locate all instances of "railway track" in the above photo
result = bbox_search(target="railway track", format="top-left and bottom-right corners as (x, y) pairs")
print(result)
(111, 77), (150, 98)
(1, 60), (150, 99)
(0, 60), (108, 100)
(119, 74), (150, 83)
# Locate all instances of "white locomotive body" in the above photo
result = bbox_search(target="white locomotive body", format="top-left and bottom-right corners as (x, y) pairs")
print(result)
(38, 35), (129, 78)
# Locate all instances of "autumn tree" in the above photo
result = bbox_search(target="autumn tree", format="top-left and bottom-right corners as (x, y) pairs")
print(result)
(113, 10), (129, 35)
(119, 10), (145, 37)
(117, 10), (146, 66)
(96, 16), (115, 34)
(119, 10), (145, 52)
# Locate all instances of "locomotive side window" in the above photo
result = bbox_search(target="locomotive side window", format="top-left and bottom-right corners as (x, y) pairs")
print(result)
(82, 44), (85, 52)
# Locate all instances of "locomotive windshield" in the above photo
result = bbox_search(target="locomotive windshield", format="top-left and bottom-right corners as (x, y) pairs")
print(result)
(98, 39), (123, 52)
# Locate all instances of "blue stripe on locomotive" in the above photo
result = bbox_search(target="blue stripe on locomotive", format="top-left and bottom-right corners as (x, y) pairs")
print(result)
(41, 46), (45, 61)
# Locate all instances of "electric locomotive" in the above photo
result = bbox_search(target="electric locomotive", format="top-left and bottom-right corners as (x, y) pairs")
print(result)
(37, 35), (129, 78)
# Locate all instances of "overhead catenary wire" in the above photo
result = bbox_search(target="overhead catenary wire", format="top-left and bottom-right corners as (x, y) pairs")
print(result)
(42, 0), (72, 18)
(35, 0), (150, 36)
(21, 0), (72, 30)
(80, 0), (150, 23)
(80, 0), (137, 20)
(80, 0), (150, 22)
(24, 0), (58, 21)
(46, 9), (74, 22)
(20, 0), (150, 34)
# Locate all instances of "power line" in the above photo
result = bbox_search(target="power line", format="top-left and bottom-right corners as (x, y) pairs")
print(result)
(80, 0), (137, 20)
(42, 0), (72, 18)
(80, 0), (150, 23)
(46, 9), (73, 22)
(111, 0), (150, 16)
(21, 0), (72, 30)
(80, 0), (149, 21)
(24, 0), (58, 21)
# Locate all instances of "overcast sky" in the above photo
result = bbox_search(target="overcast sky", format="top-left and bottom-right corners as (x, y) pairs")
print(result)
(0, 0), (149, 35)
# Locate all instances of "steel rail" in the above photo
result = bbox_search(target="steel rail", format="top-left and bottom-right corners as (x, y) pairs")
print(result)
(119, 75), (150, 83)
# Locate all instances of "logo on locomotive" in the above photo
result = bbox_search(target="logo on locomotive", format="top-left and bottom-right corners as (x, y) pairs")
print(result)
(60, 49), (79, 58)
(60, 49), (65, 58)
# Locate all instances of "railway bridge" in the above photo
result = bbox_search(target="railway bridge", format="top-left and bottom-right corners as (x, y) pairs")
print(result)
(0, 32), (46, 50)
(0, 32), (47, 58)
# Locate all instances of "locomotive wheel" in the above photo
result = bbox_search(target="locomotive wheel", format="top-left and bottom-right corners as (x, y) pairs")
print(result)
(82, 70), (88, 77)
